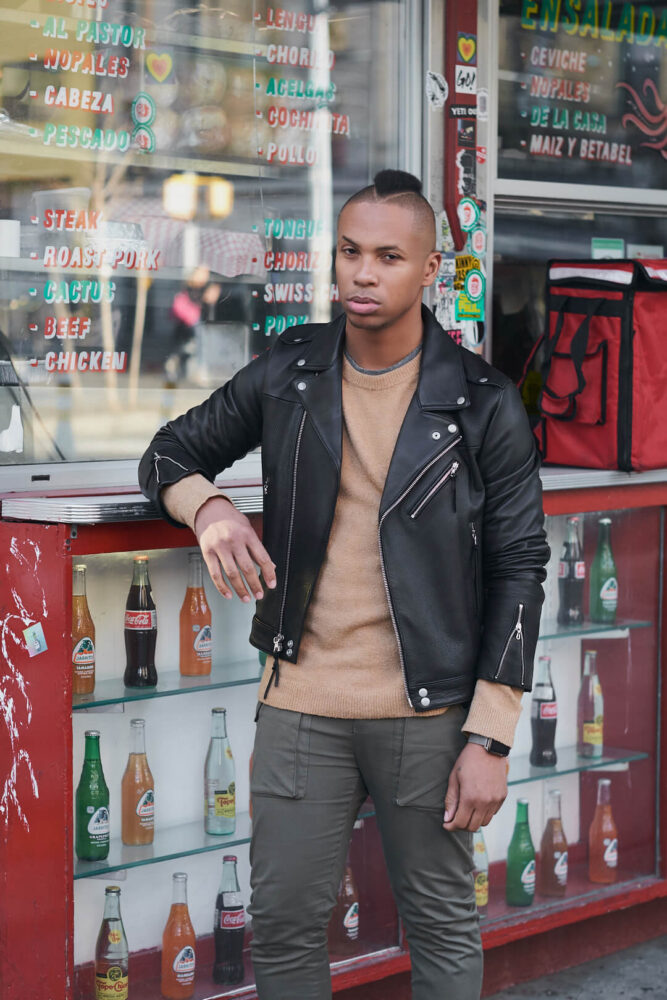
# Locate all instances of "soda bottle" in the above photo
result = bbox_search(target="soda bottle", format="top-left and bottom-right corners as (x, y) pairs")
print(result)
(72, 563), (95, 695)
(161, 872), (196, 999)
(557, 515), (585, 625)
(472, 829), (489, 919)
(204, 707), (235, 835)
(506, 799), (535, 906)
(577, 650), (604, 758)
(124, 554), (158, 688)
(121, 718), (155, 846)
(537, 789), (568, 897)
(213, 854), (246, 985)
(529, 655), (557, 767)
(95, 885), (129, 1000)
(180, 552), (212, 676)
(589, 778), (618, 884)
(589, 517), (618, 624)
(75, 730), (110, 861)
(328, 858), (360, 955)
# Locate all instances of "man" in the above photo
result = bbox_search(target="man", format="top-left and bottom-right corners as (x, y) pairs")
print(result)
(139, 170), (549, 1000)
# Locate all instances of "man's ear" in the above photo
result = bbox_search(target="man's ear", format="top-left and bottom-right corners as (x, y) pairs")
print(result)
(423, 251), (442, 287)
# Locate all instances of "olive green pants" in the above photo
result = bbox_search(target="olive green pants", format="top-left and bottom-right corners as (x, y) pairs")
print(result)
(249, 704), (483, 1000)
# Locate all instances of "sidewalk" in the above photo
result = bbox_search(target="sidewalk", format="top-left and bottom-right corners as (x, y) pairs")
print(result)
(486, 934), (667, 999)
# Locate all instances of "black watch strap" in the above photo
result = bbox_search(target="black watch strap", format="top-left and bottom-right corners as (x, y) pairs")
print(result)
(467, 733), (511, 757)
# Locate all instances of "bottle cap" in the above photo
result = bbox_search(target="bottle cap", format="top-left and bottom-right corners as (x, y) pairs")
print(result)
(599, 517), (612, 524)
(73, 563), (87, 571)
(223, 855), (238, 862)
(134, 554), (149, 562)
(130, 718), (145, 728)
(84, 729), (101, 738)
(173, 872), (188, 880)
(212, 707), (227, 715)
(105, 885), (121, 894)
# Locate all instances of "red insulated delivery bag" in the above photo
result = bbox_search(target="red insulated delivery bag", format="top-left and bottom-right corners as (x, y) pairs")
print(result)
(537, 259), (667, 471)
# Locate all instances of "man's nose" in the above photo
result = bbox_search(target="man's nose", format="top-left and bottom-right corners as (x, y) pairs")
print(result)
(354, 256), (378, 285)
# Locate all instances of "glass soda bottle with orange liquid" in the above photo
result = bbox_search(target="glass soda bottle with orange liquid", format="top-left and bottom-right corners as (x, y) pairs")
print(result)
(180, 552), (212, 676)
(589, 777), (618, 884)
(161, 872), (196, 999)
(538, 789), (568, 897)
(121, 718), (155, 846)
(72, 564), (96, 695)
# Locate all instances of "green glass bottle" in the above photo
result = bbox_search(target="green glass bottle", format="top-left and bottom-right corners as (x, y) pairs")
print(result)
(589, 517), (618, 624)
(76, 729), (110, 861)
(506, 799), (535, 907)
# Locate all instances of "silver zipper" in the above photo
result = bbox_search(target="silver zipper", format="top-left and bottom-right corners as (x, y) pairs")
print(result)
(378, 435), (463, 706)
(273, 410), (307, 659)
(494, 603), (525, 685)
(471, 522), (478, 547)
(409, 461), (459, 519)
(153, 451), (189, 485)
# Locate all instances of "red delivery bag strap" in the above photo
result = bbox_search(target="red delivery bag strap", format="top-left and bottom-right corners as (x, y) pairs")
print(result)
(539, 298), (601, 421)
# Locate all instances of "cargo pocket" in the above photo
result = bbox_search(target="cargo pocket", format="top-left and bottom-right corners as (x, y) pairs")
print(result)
(394, 707), (467, 811)
(251, 704), (311, 799)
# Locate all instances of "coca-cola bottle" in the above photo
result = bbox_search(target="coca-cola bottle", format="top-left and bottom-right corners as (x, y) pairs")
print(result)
(529, 655), (557, 767)
(213, 855), (245, 985)
(557, 516), (585, 626)
(124, 555), (158, 688)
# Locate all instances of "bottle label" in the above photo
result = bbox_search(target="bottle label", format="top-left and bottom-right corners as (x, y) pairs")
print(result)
(214, 788), (235, 818)
(172, 945), (196, 985)
(558, 560), (567, 578)
(72, 636), (95, 673)
(474, 870), (489, 908)
(520, 859), (536, 894)
(95, 968), (128, 1000)
(539, 701), (557, 720)
(108, 929), (122, 945)
(124, 609), (157, 630)
(600, 577), (618, 610)
(603, 837), (618, 868)
(474, 839), (486, 855)
(221, 908), (246, 930)
(343, 901), (359, 940)
(87, 806), (110, 843)
(554, 850), (568, 886)
(136, 789), (154, 827)
(193, 624), (212, 659)
(575, 561), (586, 580)
(583, 722), (603, 746)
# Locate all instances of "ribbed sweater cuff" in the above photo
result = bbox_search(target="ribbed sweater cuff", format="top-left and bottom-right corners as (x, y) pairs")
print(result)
(462, 679), (524, 748)
(161, 474), (227, 532)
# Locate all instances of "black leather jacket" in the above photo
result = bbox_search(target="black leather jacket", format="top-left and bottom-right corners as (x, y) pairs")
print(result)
(139, 306), (549, 711)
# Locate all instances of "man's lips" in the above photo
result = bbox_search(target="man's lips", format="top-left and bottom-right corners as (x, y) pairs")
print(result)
(347, 296), (381, 314)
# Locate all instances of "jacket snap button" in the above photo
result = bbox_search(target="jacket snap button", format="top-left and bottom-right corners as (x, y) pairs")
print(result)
(479, 377), (488, 383)
(420, 696), (431, 707)
(448, 423), (457, 434)
(418, 687), (428, 697)
(297, 381), (307, 390)
(431, 431), (441, 440)
(297, 359), (306, 366)
(457, 396), (466, 405)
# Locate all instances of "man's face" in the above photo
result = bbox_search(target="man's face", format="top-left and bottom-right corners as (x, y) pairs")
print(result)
(335, 199), (440, 332)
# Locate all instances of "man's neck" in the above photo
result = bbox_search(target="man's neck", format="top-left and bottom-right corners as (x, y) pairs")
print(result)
(344, 307), (424, 371)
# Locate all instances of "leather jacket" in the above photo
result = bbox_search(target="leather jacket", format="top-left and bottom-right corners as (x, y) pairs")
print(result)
(139, 306), (550, 712)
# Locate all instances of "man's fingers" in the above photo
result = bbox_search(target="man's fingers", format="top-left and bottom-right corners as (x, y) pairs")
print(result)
(248, 538), (277, 590)
(218, 551), (254, 602)
(234, 552), (264, 602)
(443, 771), (460, 825)
(201, 549), (232, 600)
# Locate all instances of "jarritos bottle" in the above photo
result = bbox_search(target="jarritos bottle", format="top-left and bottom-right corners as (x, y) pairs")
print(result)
(124, 554), (158, 688)
(590, 517), (618, 624)
(537, 789), (568, 897)
(328, 859), (360, 956)
(213, 855), (246, 985)
(76, 730), (110, 861)
(472, 829), (489, 919)
(589, 778), (618, 884)
(506, 799), (535, 907)
(95, 886), (129, 1000)
(161, 872), (196, 999)
(121, 718), (155, 846)
(72, 563), (96, 695)
(557, 515), (585, 625)
(205, 707), (235, 835)
(577, 650), (604, 758)
(529, 655), (557, 767)
(180, 551), (212, 676)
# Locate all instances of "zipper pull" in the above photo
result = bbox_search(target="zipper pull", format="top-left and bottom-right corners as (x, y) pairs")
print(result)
(471, 522), (478, 547)
(273, 633), (284, 654)
(515, 604), (525, 641)
(263, 476), (270, 495)
(451, 461), (460, 477)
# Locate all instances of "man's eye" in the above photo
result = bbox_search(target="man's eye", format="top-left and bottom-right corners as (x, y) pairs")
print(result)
(341, 247), (356, 256)
(383, 254), (399, 261)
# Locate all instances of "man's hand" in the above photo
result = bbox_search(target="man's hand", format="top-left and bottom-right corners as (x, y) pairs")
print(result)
(195, 495), (277, 603)
(443, 741), (508, 832)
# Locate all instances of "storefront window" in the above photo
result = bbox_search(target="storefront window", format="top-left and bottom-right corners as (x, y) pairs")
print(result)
(0, 0), (409, 471)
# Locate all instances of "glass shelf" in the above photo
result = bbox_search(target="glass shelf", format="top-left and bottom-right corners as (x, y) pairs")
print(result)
(508, 744), (649, 787)
(74, 805), (377, 879)
(72, 658), (262, 711)
(538, 616), (652, 641)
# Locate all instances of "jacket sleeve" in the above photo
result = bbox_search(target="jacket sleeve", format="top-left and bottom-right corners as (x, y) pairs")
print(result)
(475, 381), (550, 692)
(138, 350), (268, 527)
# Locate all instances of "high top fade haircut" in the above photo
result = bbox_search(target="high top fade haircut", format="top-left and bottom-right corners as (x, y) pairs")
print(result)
(339, 170), (436, 250)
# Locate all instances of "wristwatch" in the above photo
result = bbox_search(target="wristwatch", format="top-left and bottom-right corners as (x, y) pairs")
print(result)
(467, 733), (511, 757)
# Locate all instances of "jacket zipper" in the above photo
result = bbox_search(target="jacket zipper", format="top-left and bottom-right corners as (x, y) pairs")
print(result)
(494, 603), (525, 686)
(378, 435), (463, 706)
(408, 461), (459, 519)
(153, 451), (189, 485)
(471, 521), (480, 616)
(264, 410), (307, 698)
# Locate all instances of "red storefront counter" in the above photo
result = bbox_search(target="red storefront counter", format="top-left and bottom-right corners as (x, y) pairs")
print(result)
(1, 469), (666, 998)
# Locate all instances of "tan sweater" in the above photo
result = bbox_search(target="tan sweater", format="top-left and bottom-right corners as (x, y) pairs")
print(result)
(162, 352), (523, 744)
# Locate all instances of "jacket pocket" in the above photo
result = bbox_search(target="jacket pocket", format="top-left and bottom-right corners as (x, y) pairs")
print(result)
(407, 460), (459, 519)
(251, 705), (311, 799)
(494, 603), (525, 686)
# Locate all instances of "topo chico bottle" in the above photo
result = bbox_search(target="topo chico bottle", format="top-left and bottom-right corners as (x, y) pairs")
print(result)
(204, 708), (236, 835)
(95, 886), (129, 1000)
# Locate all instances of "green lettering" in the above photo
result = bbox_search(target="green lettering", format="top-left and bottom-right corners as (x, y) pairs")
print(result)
(636, 6), (655, 44)
(656, 12), (667, 46)
(521, 0), (540, 28)
(615, 2), (635, 42)
(562, 0), (580, 34)
(580, 0), (599, 37)
(540, 0), (562, 31)
(266, 77), (277, 95)
(600, 0), (615, 39)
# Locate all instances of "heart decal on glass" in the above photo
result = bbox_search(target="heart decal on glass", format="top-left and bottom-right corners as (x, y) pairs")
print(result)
(147, 52), (173, 83)
(458, 35), (476, 63)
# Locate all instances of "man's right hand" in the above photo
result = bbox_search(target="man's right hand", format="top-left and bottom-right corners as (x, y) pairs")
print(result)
(194, 495), (277, 603)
